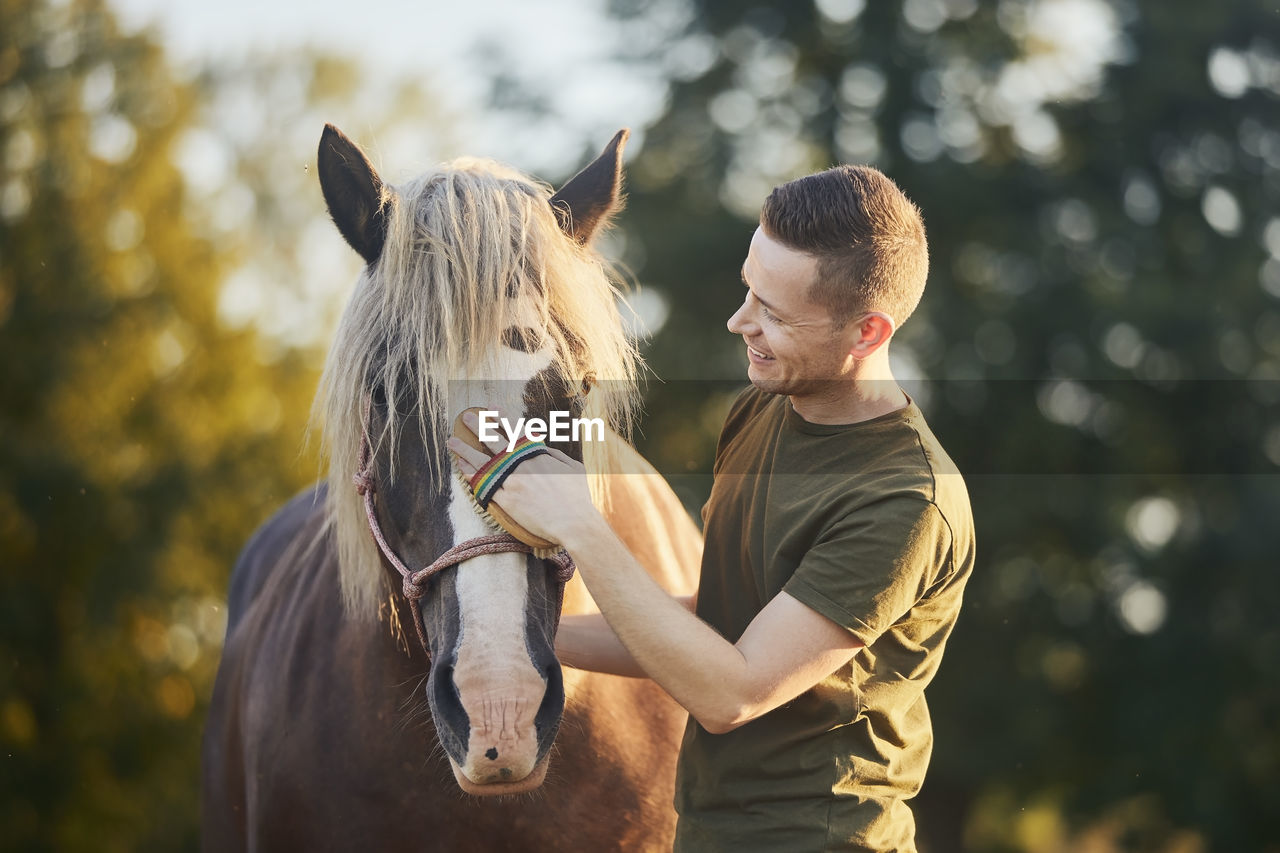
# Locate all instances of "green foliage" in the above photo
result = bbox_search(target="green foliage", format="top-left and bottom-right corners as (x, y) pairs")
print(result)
(607, 0), (1280, 848)
(0, 0), (318, 847)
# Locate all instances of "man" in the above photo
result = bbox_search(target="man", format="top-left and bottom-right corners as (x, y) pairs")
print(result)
(450, 165), (975, 851)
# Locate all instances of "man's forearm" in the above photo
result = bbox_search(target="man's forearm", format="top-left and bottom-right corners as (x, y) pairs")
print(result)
(560, 519), (756, 733)
(556, 597), (696, 678)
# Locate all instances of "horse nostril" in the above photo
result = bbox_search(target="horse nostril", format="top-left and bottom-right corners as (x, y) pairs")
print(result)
(532, 660), (565, 754)
(430, 664), (460, 714)
(427, 663), (469, 762)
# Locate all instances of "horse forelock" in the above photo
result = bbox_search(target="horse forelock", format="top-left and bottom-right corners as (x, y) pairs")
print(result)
(313, 156), (641, 619)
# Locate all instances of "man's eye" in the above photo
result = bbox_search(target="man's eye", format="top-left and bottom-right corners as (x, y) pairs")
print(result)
(761, 307), (778, 322)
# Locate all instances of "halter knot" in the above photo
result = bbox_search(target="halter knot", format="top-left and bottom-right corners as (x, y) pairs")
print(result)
(352, 470), (376, 496)
(403, 574), (427, 602)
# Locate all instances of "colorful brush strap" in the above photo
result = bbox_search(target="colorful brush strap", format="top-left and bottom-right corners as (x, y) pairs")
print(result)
(468, 438), (549, 509)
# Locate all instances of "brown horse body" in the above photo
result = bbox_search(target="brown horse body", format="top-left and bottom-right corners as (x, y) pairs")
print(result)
(203, 454), (699, 850)
(202, 128), (701, 850)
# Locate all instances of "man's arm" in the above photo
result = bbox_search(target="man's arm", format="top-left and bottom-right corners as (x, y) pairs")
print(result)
(559, 519), (862, 734)
(556, 595), (696, 678)
(449, 421), (864, 734)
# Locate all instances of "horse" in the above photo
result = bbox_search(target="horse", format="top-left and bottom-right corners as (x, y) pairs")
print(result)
(201, 125), (702, 850)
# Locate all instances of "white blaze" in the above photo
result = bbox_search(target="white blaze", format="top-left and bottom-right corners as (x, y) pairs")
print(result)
(441, 329), (557, 785)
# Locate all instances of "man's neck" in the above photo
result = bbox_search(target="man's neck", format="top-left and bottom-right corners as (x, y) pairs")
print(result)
(787, 358), (908, 425)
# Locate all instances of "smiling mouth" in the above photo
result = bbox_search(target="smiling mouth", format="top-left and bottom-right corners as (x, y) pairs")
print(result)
(747, 345), (774, 361)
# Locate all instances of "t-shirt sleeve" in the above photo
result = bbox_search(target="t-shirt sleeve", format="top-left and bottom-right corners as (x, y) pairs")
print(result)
(782, 497), (952, 646)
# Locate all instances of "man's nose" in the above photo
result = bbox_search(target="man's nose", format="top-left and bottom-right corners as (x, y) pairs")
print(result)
(727, 300), (753, 335)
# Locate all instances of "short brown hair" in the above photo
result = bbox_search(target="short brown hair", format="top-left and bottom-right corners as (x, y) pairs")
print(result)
(760, 165), (929, 329)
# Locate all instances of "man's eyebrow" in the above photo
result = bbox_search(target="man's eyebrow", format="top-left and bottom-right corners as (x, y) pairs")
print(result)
(740, 266), (781, 314)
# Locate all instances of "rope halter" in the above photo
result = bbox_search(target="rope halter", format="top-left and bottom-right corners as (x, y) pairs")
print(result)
(352, 397), (575, 657)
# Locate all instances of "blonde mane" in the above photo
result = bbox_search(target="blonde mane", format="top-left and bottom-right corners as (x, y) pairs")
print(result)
(312, 157), (640, 618)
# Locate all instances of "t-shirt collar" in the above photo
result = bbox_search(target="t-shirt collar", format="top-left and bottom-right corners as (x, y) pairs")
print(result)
(782, 391), (919, 436)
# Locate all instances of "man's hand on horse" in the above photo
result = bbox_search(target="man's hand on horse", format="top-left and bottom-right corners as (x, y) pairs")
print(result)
(447, 408), (597, 547)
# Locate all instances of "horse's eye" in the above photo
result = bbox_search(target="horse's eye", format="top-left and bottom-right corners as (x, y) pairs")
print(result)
(501, 327), (543, 353)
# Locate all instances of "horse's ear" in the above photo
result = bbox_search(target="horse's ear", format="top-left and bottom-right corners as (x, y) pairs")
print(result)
(549, 129), (630, 245)
(318, 124), (390, 265)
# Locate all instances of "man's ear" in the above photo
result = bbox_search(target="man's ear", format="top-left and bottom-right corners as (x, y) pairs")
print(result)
(848, 312), (896, 358)
(549, 129), (629, 245)
(317, 124), (390, 265)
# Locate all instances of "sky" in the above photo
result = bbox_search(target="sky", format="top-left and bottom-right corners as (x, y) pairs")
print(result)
(109, 0), (610, 68)
(106, 0), (671, 173)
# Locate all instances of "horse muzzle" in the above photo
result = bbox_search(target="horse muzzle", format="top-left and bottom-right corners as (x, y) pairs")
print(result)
(427, 652), (565, 795)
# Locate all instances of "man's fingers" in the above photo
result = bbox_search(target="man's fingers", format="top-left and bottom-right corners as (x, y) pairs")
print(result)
(462, 409), (511, 453)
(547, 447), (576, 466)
(447, 438), (488, 476)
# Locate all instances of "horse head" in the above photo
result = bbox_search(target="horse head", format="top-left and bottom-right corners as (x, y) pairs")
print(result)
(314, 125), (636, 795)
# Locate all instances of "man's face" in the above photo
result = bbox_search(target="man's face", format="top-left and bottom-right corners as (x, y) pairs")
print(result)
(727, 227), (857, 397)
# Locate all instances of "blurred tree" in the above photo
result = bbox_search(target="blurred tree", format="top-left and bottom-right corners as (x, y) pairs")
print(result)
(0, 0), (321, 848)
(593, 0), (1280, 848)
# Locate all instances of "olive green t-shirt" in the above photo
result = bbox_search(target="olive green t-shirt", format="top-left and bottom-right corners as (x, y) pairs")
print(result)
(674, 387), (975, 853)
